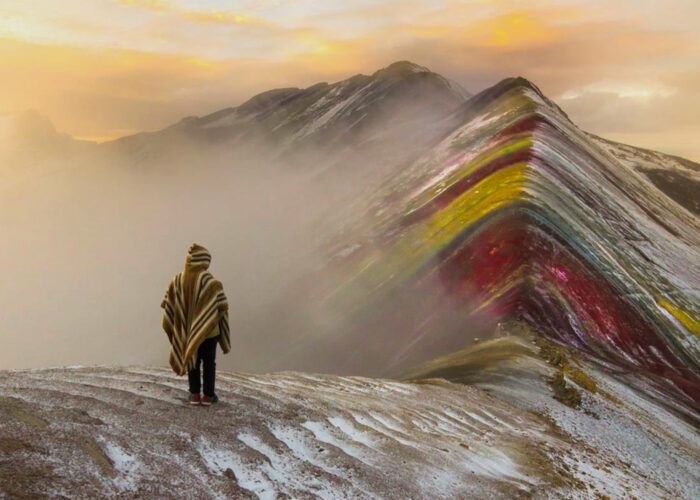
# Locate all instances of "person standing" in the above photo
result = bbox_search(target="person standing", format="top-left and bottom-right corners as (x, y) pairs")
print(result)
(161, 243), (231, 405)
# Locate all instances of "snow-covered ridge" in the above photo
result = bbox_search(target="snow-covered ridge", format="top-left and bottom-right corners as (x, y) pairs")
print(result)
(0, 366), (540, 498)
(1, 348), (698, 498)
(109, 60), (471, 160)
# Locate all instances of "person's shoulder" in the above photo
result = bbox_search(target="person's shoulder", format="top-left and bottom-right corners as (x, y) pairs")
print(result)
(165, 271), (184, 289)
(200, 271), (223, 287)
(212, 275), (227, 294)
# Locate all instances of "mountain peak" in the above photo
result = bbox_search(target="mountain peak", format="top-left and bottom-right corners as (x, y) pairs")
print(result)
(497, 76), (541, 92)
(13, 109), (58, 137)
(373, 60), (432, 78)
(469, 76), (545, 105)
(1, 109), (87, 150)
(236, 87), (301, 115)
(461, 75), (570, 122)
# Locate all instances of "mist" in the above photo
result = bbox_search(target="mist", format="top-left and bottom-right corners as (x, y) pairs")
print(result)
(0, 99), (466, 375)
(0, 143), (317, 370)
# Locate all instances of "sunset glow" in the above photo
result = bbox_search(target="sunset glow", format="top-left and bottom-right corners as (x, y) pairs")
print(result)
(1, 0), (698, 158)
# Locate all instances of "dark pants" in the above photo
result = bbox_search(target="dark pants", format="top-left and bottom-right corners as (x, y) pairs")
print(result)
(188, 336), (218, 397)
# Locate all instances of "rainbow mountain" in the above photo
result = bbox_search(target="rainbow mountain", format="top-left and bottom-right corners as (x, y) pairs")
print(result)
(277, 70), (700, 416)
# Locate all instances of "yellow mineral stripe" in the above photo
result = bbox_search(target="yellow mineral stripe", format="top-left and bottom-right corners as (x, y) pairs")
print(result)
(371, 161), (530, 284)
(658, 297), (700, 337)
(409, 135), (533, 212)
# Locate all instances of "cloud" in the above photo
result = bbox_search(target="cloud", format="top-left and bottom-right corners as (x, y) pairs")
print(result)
(181, 10), (269, 27)
(0, 37), (350, 141)
(560, 82), (678, 101)
(0, 1), (698, 159)
(115, 0), (168, 12)
(0, 38), (223, 139)
(114, 0), (279, 31)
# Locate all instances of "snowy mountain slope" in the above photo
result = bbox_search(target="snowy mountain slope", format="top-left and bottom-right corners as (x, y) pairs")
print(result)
(590, 134), (700, 216)
(407, 324), (700, 498)
(1, 353), (697, 499)
(290, 75), (700, 415)
(107, 61), (470, 171)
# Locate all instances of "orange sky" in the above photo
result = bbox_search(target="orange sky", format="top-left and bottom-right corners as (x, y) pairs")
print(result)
(1, 0), (699, 159)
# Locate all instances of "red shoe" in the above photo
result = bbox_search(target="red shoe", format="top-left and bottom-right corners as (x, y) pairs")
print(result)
(201, 394), (218, 406)
(188, 393), (201, 405)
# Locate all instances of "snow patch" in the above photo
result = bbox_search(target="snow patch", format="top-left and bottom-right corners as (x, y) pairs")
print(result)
(328, 415), (376, 447)
(196, 436), (277, 500)
(102, 441), (142, 492)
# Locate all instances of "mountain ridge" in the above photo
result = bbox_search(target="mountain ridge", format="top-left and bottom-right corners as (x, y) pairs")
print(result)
(106, 60), (470, 154)
(285, 76), (700, 413)
(1, 357), (697, 498)
(4, 61), (697, 174)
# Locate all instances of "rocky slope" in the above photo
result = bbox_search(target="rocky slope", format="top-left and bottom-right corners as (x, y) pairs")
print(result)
(288, 74), (700, 416)
(106, 61), (470, 175)
(1, 330), (698, 499)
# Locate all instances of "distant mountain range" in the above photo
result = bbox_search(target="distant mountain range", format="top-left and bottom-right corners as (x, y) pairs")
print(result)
(0, 110), (97, 186)
(111, 61), (470, 154)
(4, 61), (697, 211)
(2, 61), (473, 190)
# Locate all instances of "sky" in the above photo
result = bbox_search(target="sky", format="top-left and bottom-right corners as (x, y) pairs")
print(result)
(1, 0), (699, 160)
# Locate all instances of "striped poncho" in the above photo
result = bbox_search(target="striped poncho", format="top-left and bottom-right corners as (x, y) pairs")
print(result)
(161, 244), (231, 376)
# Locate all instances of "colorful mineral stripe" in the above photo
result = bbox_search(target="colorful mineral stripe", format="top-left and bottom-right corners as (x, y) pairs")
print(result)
(322, 78), (700, 410)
